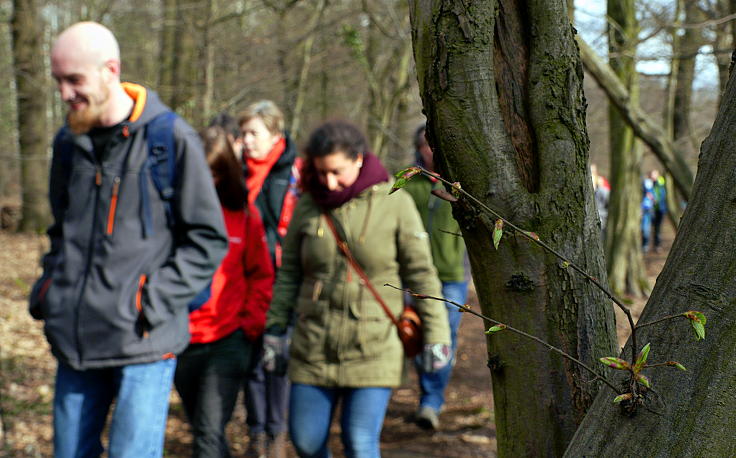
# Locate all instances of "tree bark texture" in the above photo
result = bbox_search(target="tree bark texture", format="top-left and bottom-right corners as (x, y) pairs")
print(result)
(605, 0), (648, 297)
(410, 1), (617, 456)
(577, 37), (694, 202)
(565, 51), (736, 458)
(12, 0), (49, 232)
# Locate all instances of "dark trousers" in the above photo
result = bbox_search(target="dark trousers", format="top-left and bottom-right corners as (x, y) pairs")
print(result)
(175, 329), (252, 458)
(244, 336), (290, 436)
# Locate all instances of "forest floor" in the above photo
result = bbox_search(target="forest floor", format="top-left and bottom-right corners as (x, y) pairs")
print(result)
(0, 225), (673, 457)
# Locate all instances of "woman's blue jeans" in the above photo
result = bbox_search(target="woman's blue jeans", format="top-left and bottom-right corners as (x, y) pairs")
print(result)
(53, 358), (176, 458)
(289, 383), (392, 458)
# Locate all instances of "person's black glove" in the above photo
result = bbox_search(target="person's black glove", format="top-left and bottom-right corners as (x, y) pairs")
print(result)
(262, 328), (290, 376)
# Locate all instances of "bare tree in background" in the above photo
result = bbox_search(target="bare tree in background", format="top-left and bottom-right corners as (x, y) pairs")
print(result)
(11, 0), (49, 232)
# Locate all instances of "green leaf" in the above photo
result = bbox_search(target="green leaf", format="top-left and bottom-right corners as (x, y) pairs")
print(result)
(683, 311), (707, 325)
(635, 373), (651, 388)
(633, 343), (651, 374)
(599, 357), (630, 371)
(485, 324), (507, 334)
(394, 166), (421, 180)
(389, 177), (407, 195)
(683, 311), (706, 340)
(613, 393), (633, 404)
(451, 182), (462, 198)
(668, 361), (687, 371)
(691, 321), (706, 340)
(559, 261), (570, 269)
(493, 219), (503, 250)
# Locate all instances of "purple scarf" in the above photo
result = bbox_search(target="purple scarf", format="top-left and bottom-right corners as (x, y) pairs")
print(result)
(308, 152), (389, 209)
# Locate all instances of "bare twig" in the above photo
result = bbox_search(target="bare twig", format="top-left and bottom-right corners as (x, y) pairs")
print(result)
(385, 283), (622, 394)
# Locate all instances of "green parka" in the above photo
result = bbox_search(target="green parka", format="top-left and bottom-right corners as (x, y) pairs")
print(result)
(266, 181), (450, 388)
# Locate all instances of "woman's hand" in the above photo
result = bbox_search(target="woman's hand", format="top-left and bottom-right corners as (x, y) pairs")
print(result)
(421, 343), (452, 373)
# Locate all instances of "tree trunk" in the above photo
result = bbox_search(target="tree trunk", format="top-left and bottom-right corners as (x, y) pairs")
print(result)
(410, 2), (617, 456)
(663, 0), (684, 228)
(565, 48), (736, 458)
(11, 0), (49, 232)
(605, 0), (648, 297)
(577, 37), (694, 201)
(158, 0), (178, 107)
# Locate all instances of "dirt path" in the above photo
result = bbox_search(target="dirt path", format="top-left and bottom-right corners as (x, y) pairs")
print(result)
(0, 227), (671, 457)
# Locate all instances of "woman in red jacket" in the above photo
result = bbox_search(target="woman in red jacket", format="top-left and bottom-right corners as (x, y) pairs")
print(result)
(174, 126), (274, 457)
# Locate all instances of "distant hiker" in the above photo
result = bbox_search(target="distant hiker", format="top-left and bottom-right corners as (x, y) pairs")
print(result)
(403, 124), (468, 430)
(29, 22), (227, 457)
(641, 169), (666, 253)
(591, 163), (610, 243)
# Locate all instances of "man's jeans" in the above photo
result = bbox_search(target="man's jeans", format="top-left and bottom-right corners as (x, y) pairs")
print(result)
(54, 358), (176, 458)
(289, 383), (392, 458)
(417, 280), (468, 413)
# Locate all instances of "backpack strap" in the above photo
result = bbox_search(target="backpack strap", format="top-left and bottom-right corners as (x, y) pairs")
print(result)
(274, 156), (303, 267)
(140, 111), (178, 237)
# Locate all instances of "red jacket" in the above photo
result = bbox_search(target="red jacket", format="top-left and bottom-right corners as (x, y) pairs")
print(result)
(188, 204), (274, 343)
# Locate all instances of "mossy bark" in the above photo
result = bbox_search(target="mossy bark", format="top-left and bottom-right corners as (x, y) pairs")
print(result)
(11, 0), (49, 232)
(409, 1), (617, 455)
(565, 59), (736, 457)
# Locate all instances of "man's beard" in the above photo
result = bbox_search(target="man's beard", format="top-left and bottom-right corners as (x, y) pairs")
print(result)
(67, 84), (110, 135)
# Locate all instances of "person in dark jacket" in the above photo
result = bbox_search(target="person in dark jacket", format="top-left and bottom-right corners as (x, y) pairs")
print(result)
(29, 22), (228, 458)
(403, 125), (468, 430)
(174, 126), (274, 457)
(238, 100), (301, 458)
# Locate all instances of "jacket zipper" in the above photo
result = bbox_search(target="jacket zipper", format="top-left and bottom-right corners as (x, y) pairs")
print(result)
(106, 176), (121, 235)
(75, 164), (104, 363)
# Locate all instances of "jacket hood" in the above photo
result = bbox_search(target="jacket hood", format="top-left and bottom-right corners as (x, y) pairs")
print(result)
(121, 83), (170, 133)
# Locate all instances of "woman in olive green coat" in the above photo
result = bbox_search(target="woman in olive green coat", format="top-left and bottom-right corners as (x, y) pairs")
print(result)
(264, 120), (450, 458)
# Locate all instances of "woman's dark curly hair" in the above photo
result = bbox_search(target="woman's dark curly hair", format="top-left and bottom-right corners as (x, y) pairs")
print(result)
(301, 120), (368, 193)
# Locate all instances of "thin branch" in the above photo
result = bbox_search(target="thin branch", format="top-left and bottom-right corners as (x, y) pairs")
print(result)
(385, 284), (622, 394)
(636, 314), (685, 329)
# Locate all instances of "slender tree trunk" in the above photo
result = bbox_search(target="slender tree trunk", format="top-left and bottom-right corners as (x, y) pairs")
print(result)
(158, 0), (177, 107)
(713, 0), (731, 105)
(663, 0), (684, 228)
(12, 0), (49, 232)
(605, 0), (647, 297)
(410, 2), (617, 455)
(565, 48), (736, 457)
(290, 0), (327, 139)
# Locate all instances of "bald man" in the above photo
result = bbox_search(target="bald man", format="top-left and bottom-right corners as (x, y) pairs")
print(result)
(29, 22), (228, 457)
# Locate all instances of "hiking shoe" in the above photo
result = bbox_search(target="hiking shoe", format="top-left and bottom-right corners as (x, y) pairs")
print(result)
(246, 432), (268, 458)
(415, 405), (440, 430)
(268, 432), (287, 458)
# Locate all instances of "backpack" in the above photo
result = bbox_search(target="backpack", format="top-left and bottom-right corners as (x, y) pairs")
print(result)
(56, 110), (209, 312)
